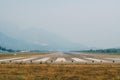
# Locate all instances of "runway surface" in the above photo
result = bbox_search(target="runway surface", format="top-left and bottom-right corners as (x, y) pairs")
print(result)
(0, 52), (120, 64)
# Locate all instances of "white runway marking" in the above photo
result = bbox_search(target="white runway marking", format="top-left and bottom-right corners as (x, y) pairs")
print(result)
(55, 58), (66, 62)
(72, 58), (86, 62)
(105, 58), (120, 60)
(0, 57), (24, 62)
(14, 57), (37, 62)
(85, 58), (107, 62)
(34, 57), (50, 62)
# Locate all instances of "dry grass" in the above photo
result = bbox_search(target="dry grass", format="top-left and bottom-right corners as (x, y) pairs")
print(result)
(0, 63), (120, 80)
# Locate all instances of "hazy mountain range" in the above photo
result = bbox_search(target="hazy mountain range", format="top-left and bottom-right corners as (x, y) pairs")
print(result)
(0, 23), (88, 51)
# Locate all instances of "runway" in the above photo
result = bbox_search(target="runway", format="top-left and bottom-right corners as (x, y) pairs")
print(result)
(0, 52), (120, 64)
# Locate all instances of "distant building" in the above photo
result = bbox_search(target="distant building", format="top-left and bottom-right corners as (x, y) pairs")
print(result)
(20, 51), (29, 52)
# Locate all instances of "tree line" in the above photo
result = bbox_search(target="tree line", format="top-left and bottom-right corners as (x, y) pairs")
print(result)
(81, 48), (120, 53)
(0, 46), (15, 52)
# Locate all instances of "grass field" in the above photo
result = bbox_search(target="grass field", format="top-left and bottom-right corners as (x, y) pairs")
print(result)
(0, 63), (120, 80)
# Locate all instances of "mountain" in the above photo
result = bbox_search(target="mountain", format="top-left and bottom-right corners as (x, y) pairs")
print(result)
(0, 31), (87, 51)
(16, 27), (88, 51)
(0, 32), (48, 51)
(0, 23), (88, 51)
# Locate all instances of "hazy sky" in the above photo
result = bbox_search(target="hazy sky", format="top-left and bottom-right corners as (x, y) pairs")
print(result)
(0, 0), (120, 48)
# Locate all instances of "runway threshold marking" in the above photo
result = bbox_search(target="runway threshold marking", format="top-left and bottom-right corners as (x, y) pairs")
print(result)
(55, 58), (66, 62)
(14, 57), (38, 62)
(72, 58), (86, 62)
(34, 57), (50, 62)
(105, 58), (120, 60)
(85, 58), (107, 62)
(0, 57), (24, 62)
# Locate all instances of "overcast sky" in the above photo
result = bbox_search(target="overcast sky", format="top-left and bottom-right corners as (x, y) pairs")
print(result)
(0, 0), (120, 48)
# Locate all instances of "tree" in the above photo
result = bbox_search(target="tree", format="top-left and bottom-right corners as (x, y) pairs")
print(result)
(0, 45), (15, 52)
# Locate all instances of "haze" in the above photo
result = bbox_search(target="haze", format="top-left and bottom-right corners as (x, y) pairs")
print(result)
(0, 0), (120, 49)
